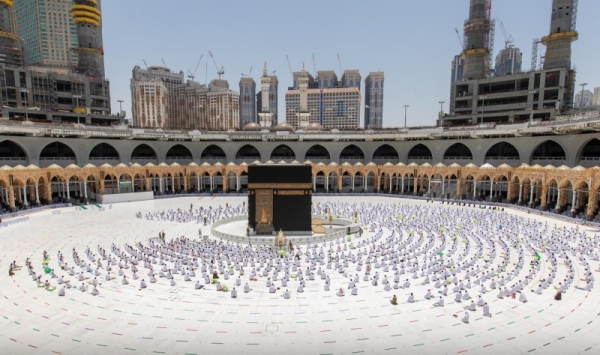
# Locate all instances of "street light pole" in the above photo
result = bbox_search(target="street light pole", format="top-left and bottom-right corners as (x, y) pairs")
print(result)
(117, 100), (124, 116)
(403, 105), (409, 129)
(579, 83), (588, 114)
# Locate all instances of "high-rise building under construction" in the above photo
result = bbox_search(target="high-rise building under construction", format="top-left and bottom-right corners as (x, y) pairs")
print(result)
(447, 0), (577, 126)
(0, 0), (116, 125)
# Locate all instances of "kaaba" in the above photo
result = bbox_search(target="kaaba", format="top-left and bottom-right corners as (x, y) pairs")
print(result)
(248, 165), (312, 234)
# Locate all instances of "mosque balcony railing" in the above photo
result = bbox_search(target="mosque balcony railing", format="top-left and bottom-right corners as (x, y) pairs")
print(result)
(89, 157), (119, 161)
(443, 156), (474, 160)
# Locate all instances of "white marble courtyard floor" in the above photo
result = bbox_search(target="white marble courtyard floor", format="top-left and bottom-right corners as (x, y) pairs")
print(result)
(1, 196), (599, 355)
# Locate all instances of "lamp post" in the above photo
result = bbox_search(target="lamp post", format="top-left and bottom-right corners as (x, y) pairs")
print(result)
(438, 101), (445, 127)
(579, 82), (588, 113)
(403, 104), (409, 129)
(479, 95), (487, 125)
(117, 99), (124, 116)
(529, 90), (538, 123)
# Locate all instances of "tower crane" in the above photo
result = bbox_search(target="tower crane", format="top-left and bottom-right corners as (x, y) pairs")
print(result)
(285, 54), (293, 78)
(337, 53), (343, 76)
(454, 28), (465, 51)
(187, 55), (203, 81)
(498, 20), (514, 48)
(208, 51), (225, 80)
(241, 67), (252, 78)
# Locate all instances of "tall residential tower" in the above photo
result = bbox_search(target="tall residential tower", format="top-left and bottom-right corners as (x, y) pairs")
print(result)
(364, 72), (384, 129)
(239, 77), (256, 127)
(0, 0), (22, 66)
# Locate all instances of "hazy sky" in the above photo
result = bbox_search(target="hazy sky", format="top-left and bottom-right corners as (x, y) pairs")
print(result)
(102, 0), (599, 128)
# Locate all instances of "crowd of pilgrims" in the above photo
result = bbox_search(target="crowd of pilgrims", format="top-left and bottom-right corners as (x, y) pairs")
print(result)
(21, 200), (599, 322)
(143, 203), (246, 225)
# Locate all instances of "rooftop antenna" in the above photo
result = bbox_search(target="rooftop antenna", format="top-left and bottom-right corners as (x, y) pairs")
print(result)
(312, 53), (317, 76)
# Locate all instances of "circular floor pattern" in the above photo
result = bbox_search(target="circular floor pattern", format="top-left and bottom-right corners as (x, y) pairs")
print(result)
(1, 196), (599, 355)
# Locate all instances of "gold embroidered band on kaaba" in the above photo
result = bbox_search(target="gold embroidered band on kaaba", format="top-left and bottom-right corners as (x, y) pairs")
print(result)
(248, 183), (312, 189)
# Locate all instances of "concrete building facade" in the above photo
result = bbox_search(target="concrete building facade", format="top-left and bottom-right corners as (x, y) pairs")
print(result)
(286, 68), (361, 129)
(0, 0), (22, 66)
(15, 0), (79, 69)
(448, 0), (577, 125)
(494, 47), (522, 76)
(239, 77), (255, 127)
(130, 78), (167, 128)
(574, 89), (593, 108)
(0, 0), (114, 125)
(364, 72), (384, 129)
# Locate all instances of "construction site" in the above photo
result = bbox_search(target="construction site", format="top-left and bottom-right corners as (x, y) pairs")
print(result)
(0, 0), (118, 126)
(447, 0), (579, 126)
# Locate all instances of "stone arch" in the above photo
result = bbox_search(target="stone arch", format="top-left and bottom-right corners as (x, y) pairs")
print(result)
(407, 144), (432, 161)
(485, 142), (520, 161)
(131, 143), (158, 164)
(339, 144), (365, 163)
(315, 171), (326, 191)
(0, 139), (29, 164)
(201, 145), (227, 162)
(444, 143), (473, 160)
(304, 144), (331, 162)
(236, 144), (262, 162)
(576, 138), (600, 167)
(166, 144), (193, 161)
(40, 141), (77, 167)
(89, 143), (120, 162)
(270, 144), (296, 161)
(531, 140), (566, 162)
(372, 144), (399, 163)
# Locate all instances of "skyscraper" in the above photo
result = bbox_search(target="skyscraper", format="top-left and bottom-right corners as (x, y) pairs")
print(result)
(494, 47), (522, 76)
(0, 0), (22, 66)
(542, 0), (578, 70)
(71, 0), (105, 77)
(257, 63), (272, 128)
(461, 0), (491, 80)
(239, 77), (256, 127)
(14, 0), (80, 69)
(364, 72), (384, 129)
(286, 68), (361, 130)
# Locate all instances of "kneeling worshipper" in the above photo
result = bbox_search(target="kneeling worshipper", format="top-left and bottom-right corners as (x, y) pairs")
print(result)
(390, 295), (398, 305)
(231, 287), (237, 298)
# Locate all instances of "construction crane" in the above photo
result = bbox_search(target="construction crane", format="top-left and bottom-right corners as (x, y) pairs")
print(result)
(187, 55), (203, 81)
(454, 28), (464, 51)
(498, 20), (514, 48)
(312, 53), (317, 76)
(285, 54), (293, 78)
(142, 59), (149, 69)
(530, 38), (544, 71)
(161, 58), (168, 69)
(208, 51), (225, 80)
(571, 0), (579, 32)
(241, 67), (252, 78)
(337, 53), (343, 76)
